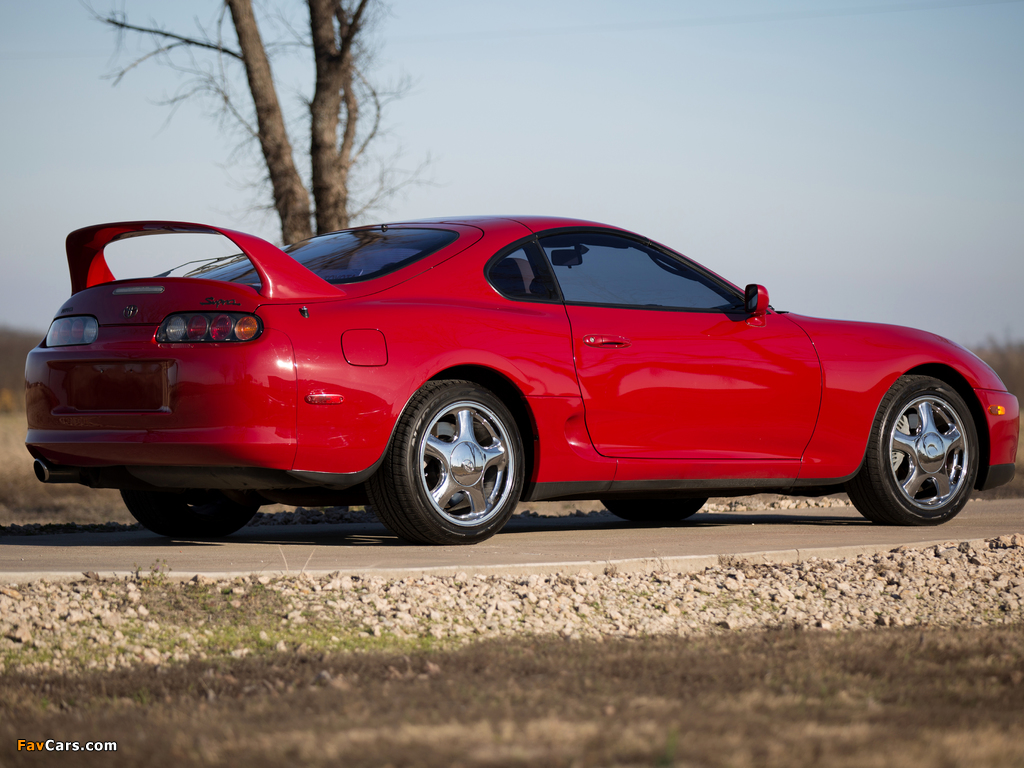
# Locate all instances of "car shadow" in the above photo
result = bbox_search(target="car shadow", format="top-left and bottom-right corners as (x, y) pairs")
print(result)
(0, 510), (872, 549)
(0, 523), (401, 549)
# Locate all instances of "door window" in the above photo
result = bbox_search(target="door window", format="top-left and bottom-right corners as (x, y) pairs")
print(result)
(539, 232), (739, 310)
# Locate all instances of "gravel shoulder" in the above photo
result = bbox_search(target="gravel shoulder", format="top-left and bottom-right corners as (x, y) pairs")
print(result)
(3, 533), (1022, 676)
(2, 535), (1024, 767)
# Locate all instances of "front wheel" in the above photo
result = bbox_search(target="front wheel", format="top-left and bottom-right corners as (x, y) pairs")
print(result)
(602, 497), (708, 523)
(121, 489), (260, 538)
(846, 375), (978, 525)
(367, 380), (525, 545)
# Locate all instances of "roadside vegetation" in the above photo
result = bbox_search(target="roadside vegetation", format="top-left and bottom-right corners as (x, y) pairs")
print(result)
(3, 627), (1023, 767)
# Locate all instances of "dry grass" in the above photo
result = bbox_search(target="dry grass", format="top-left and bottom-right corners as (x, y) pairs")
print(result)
(0, 327), (41, 413)
(0, 414), (130, 526)
(2, 628), (1023, 767)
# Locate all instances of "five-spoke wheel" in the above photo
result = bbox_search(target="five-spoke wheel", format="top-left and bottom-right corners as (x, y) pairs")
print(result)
(888, 395), (968, 510)
(368, 380), (525, 544)
(421, 400), (514, 526)
(847, 375), (978, 525)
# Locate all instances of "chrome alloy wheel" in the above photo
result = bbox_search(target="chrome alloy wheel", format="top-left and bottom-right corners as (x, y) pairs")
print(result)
(418, 400), (515, 527)
(888, 395), (969, 512)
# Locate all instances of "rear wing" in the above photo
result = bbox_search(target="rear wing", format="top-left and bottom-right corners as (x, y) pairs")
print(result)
(65, 221), (340, 300)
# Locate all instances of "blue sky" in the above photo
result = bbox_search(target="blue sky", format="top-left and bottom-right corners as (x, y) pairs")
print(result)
(1, 0), (1022, 345)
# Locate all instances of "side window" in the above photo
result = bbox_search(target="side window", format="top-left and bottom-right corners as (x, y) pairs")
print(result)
(487, 243), (558, 301)
(539, 232), (739, 310)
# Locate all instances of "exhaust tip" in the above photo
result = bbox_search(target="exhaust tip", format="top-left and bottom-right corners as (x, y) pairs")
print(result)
(33, 459), (82, 484)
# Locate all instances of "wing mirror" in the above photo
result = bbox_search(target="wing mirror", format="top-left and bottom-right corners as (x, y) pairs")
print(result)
(744, 284), (769, 326)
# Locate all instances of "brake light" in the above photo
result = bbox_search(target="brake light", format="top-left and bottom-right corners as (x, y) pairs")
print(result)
(46, 316), (99, 347)
(156, 313), (263, 343)
(187, 315), (209, 340)
(209, 314), (233, 341)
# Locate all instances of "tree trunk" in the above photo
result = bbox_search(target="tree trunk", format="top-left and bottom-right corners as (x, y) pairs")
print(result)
(227, 0), (312, 243)
(308, 0), (369, 235)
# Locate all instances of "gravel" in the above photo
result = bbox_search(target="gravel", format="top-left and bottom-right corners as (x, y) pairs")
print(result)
(2, 532), (1022, 676)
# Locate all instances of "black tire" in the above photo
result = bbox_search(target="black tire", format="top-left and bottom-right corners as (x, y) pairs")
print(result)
(367, 380), (525, 545)
(846, 375), (978, 526)
(602, 497), (708, 523)
(121, 489), (259, 538)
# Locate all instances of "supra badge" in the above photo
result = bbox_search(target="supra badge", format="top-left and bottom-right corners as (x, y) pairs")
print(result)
(200, 297), (241, 308)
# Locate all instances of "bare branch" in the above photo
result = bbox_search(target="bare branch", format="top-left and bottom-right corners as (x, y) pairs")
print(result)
(350, 150), (435, 224)
(351, 68), (381, 165)
(98, 11), (244, 60)
(106, 42), (188, 86)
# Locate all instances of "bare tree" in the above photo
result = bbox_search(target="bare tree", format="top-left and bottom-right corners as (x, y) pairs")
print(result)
(95, 0), (425, 244)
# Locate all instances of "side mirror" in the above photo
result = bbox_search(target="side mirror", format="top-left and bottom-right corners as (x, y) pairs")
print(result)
(744, 284), (769, 325)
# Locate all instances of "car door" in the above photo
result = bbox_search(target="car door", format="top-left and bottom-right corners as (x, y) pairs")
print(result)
(539, 231), (821, 467)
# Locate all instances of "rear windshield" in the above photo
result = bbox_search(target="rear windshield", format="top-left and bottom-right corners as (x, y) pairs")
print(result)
(184, 228), (459, 286)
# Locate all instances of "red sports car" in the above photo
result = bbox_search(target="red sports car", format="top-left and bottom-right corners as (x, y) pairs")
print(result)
(25, 216), (1019, 544)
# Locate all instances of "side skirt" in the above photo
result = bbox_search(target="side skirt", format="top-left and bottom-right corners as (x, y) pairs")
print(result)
(525, 475), (856, 503)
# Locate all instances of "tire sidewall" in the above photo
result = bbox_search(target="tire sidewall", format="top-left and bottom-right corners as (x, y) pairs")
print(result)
(874, 378), (978, 523)
(400, 383), (525, 542)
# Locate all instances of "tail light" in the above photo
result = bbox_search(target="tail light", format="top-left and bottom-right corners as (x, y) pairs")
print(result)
(46, 316), (99, 347)
(157, 313), (263, 343)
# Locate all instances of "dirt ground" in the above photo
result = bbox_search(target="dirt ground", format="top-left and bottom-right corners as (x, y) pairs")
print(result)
(3, 628), (1023, 767)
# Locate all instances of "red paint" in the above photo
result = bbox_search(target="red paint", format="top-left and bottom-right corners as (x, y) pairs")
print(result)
(26, 216), (1018, 501)
(342, 329), (387, 366)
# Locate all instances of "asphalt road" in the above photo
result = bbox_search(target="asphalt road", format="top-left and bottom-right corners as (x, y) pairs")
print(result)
(2, 499), (1022, 584)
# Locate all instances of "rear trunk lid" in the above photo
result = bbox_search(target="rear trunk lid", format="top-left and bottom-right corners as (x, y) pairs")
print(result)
(52, 277), (263, 328)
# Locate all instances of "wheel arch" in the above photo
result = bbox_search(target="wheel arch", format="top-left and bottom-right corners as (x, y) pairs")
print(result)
(904, 362), (991, 490)
(427, 364), (538, 490)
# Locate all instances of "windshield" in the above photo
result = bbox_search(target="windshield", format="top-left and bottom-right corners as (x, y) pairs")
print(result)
(181, 228), (459, 286)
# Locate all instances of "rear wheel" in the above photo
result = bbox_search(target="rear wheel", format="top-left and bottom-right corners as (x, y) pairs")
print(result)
(121, 489), (260, 538)
(368, 380), (525, 545)
(602, 497), (708, 523)
(846, 375), (978, 525)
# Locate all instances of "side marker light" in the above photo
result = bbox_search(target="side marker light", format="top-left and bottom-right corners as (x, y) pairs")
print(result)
(989, 405), (1006, 416)
(305, 392), (344, 405)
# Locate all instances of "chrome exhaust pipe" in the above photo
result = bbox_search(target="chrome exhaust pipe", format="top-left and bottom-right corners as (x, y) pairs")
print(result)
(33, 458), (82, 484)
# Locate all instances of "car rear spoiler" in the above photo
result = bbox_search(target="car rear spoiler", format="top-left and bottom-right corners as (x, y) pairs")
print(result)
(65, 221), (341, 300)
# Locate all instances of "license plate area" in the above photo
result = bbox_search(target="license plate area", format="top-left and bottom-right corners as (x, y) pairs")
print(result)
(56, 361), (171, 412)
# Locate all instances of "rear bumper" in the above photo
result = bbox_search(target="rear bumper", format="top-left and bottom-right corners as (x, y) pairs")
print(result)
(26, 426), (296, 469)
(25, 328), (298, 470)
(31, 459), (374, 492)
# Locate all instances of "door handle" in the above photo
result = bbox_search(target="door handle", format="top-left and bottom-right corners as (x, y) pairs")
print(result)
(583, 335), (632, 348)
